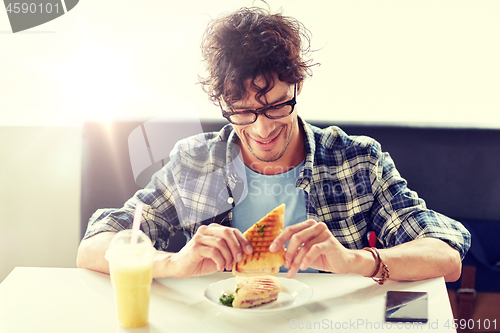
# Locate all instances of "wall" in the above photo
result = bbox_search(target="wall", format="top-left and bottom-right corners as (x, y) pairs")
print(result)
(1, 0), (499, 127)
(0, 127), (81, 281)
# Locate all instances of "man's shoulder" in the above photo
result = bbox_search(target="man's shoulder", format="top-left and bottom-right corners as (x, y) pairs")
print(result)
(172, 123), (232, 152)
(305, 121), (381, 153)
(169, 123), (234, 169)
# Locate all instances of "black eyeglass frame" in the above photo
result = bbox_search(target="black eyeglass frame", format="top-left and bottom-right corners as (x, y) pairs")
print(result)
(221, 85), (297, 125)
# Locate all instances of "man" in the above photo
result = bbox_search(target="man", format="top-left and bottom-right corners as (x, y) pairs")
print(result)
(77, 7), (470, 283)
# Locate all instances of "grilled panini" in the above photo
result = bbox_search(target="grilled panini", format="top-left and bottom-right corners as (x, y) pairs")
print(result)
(233, 204), (285, 276)
(232, 275), (281, 308)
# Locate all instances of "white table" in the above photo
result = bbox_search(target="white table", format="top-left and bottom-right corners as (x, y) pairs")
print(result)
(0, 267), (456, 332)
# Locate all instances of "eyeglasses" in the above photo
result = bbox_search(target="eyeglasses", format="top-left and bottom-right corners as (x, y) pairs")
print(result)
(221, 85), (297, 125)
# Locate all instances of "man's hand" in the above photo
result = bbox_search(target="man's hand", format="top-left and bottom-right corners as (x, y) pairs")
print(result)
(269, 220), (463, 282)
(77, 225), (253, 279)
(166, 224), (253, 278)
(269, 220), (353, 279)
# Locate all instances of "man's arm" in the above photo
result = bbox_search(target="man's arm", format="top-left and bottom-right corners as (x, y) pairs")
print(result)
(77, 224), (253, 278)
(76, 232), (180, 277)
(77, 232), (116, 274)
(351, 237), (462, 282)
(270, 220), (462, 282)
(76, 232), (178, 277)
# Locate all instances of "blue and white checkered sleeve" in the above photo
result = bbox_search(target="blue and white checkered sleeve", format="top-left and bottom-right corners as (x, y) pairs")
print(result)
(82, 167), (181, 251)
(370, 150), (471, 260)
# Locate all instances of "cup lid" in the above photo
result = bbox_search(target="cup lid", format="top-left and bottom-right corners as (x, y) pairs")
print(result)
(105, 229), (155, 261)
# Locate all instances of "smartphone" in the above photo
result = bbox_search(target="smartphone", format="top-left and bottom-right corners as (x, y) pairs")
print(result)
(385, 291), (428, 323)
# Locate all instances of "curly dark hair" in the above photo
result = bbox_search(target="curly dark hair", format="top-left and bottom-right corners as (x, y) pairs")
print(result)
(199, 6), (315, 108)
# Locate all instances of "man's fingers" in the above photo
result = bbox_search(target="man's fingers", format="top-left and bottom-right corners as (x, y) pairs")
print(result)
(197, 224), (250, 269)
(192, 232), (231, 270)
(190, 239), (226, 271)
(289, 233), (327, 273)
(283, 222), (328, 264)
(212, 225), (251, 262)
(284, 223), (331, 278)
(270, 219), (316, 252)
(233, 229), (253, 255)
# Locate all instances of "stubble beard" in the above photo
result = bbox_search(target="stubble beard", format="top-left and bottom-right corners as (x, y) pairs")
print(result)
(244, 124), (293, 163)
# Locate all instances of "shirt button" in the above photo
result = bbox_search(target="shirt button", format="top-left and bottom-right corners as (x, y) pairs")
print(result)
(227, 197), (234, 204)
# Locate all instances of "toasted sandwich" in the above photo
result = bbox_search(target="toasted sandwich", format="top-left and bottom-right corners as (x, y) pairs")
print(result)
(233, 204), (285, 276)
(232, 275), (281, 308)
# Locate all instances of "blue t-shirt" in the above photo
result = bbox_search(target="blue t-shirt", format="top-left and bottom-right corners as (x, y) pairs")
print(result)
(232, 160), (318, 273)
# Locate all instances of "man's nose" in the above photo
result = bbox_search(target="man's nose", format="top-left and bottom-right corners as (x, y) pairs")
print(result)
(251, 114), (275, 139)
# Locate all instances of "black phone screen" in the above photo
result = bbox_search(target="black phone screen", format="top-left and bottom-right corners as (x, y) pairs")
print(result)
(385, 291), (428, 323)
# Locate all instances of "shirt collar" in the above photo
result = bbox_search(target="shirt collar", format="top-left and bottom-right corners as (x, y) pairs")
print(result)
(297, 116), (315, 188)
(224, 126), (245, 188)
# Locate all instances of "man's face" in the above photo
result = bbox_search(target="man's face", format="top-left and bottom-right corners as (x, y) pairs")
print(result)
(227, 77), (302, 171)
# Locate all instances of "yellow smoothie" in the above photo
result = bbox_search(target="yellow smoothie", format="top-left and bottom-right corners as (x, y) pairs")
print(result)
(110, 263), (153, 328)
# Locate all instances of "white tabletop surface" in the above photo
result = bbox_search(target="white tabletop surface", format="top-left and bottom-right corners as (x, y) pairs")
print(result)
(0, 267), (456, 333)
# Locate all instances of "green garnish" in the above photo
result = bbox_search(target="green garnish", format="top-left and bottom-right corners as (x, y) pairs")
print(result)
(219, 293), (235, 307)
(258, 224), (267, 233)
(235, 287), (240, 293)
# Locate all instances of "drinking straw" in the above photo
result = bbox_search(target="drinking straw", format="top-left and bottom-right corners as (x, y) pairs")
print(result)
(131, 203), (144, 246)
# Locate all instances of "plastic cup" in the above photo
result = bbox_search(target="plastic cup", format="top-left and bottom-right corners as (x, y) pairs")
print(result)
(105, 230), (155, 328)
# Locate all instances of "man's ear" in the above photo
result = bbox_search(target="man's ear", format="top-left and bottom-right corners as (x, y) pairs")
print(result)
(297, 82), (304, 96)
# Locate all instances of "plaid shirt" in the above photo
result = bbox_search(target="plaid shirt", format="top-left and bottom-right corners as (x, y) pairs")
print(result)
(84, 117), (471, 259)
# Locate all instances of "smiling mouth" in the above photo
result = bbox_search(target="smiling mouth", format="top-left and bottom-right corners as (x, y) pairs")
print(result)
(259, 138), (275, 144)
(252, 127), (282, 146)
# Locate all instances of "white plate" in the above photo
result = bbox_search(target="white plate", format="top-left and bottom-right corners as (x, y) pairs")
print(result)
(204, 277), (313, 314)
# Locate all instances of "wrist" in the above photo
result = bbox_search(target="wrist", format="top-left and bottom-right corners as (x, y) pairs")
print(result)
(346, 249), (378, 276)
(152, 251), (176, 278)
(362, 247), (390, 285)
